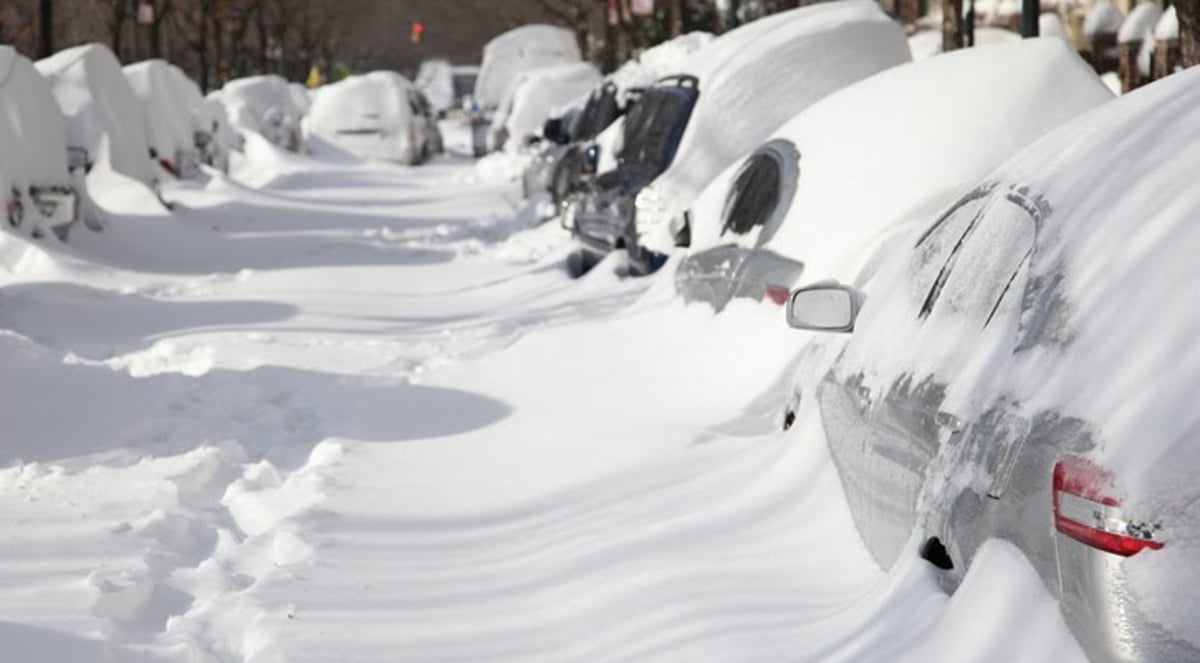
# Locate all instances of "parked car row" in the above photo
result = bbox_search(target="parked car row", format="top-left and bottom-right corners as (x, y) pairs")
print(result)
(500, 1), (1198, 660)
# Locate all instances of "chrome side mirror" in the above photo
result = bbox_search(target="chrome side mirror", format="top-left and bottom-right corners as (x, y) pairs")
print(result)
(786, 283), (861, 333)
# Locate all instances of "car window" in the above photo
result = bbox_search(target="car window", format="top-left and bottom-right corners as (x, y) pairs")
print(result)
(910, 185), (994, 316)
(924, 194), (1038, 329)
(620, 85), (698, 173)
(720, 140), (797, 246)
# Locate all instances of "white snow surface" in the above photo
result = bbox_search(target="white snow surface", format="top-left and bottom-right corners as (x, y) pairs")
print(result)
(1117, 1), (1162, 43)
(1083, 2), (1124, 37)
(608, 31), (714, 102)
(122, 60), (198, 176)
(676, 39), (1112, 285)
(0, 40), (1133, 663)
(907, 27), (1022, 61)
(416, 59), (456, 112)
(492, 61), (602, 150)
(305, 71), (419, 164)
(1040, 12), (1068, 38)
(0, 46), (73, 188)
(475, 24), (581, 108)
(1155, 5), (1179, 40)
(35, 44), (157, 185)
(634, 0), (911, 245)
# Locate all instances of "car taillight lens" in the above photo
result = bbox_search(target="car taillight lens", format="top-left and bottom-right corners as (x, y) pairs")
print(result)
(158, 158), (179, 177)
(763, 284), (790, 306)
(1053, 456), (1163, 557)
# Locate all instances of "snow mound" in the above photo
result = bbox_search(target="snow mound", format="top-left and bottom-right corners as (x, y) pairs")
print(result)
(1155, 5), (1179, 40)
(1083, 2), (1124, 37)
(609, 31), (714, 102)
(492, 61), (602, 150)
(1039, 13), (1068, 38)
(635, 0), (911, 245)
(475, 24), (581, 108)
(35, 44), (156, 185)
(1117, 1), (1162, 43)
(0, 46), (72, 188)
(216, 74), (302, 151)
(122, 59), (199, 178)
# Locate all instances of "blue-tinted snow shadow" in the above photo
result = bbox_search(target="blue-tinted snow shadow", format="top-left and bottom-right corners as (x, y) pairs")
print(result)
(0, 622), (169, 663)
(0, 282), (298, 360)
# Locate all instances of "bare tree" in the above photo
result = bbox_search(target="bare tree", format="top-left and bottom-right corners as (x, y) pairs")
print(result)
(37, 0), (53, 57)
(942, 0), (963, 51)
(1179, 0), (1200, 67)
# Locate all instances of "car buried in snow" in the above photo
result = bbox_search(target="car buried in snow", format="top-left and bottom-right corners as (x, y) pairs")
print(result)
(522, 80), (626, 204)
(215, 74), (304, 153)
(306, 71), (437, 165)
(124, 59), (206, 179)
(0, 46), (86, 242)
(782, 60), (1200, 663)
(670, 40), (1112, 314)
(565, 0), (912, 277)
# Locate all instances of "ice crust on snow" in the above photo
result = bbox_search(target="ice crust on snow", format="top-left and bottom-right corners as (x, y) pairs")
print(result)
(35, 44), (157, 185)
(634, 0), (911, 244)
(475, 24), (581, 108)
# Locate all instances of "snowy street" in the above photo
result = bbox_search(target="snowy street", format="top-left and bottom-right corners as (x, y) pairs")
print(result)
(0, 141), (1087, 663)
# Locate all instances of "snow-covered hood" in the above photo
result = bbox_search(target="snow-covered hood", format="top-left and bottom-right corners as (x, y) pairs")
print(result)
(35, 44), (156, 185)
(681, 39), (1112, 287)
(634, 0), (911, 247)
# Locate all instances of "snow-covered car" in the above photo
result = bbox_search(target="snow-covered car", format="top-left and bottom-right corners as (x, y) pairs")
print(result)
(783, 57), (1200, 663)
(123, 59), (202, 179)
(673, 39), (1112, 313)
(569, 0), (911, 276)
(523, 81), (625, 203)
(416, 58), (455, 115)
(490, 61), (602, 152)
(306, 71), (432, 164)
(216, 74), (303, 151)
(475, 24), (581, 110)
(0, 46), (83, 241)
(166, 63), (234, 173)
(35, 43), (157, 186)
(288, 81), (311, 117)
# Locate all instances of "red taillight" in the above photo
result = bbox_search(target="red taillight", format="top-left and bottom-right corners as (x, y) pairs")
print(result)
(158, 158), (179, 177)
(763, 284), (790, 306)
(1053, 456), (1163, 557)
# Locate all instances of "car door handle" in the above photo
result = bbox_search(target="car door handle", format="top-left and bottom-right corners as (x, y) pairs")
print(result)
(855, 386), (873, 413)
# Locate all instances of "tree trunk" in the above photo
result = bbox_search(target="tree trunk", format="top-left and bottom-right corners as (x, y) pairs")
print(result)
(942, 0), (963, 51)
(668, 0), (684, 37)
(38, 0), (53, 58)
(1179, 0), (1200, 66)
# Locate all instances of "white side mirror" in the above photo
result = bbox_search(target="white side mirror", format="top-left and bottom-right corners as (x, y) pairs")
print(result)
(786, 283), (861, 333)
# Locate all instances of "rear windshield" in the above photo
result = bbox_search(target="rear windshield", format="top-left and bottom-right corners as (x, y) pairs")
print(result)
(620, 85), (698, 175)
(574, 86), (620, 141)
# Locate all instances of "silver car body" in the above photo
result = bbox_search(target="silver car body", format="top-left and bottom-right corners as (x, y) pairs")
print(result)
(799, 67), (1200, 662)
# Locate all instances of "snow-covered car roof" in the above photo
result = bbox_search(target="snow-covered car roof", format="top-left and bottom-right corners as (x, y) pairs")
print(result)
(216, 74), (302, 147)
(608, 32), (713, 103)
(305, 71), (419, 163)
(35, 43), (156, 185)
(122, 59), (197, 168)
(475, 24), (581, 108)
(635, 0), (911, 239)
(683, 39), (1112, 285)
(492, 61), (602, 150)
(0, 46), (72, 188)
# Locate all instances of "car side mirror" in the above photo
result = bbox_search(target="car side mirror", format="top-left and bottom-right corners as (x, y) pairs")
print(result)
(786, 283), (861, 333)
